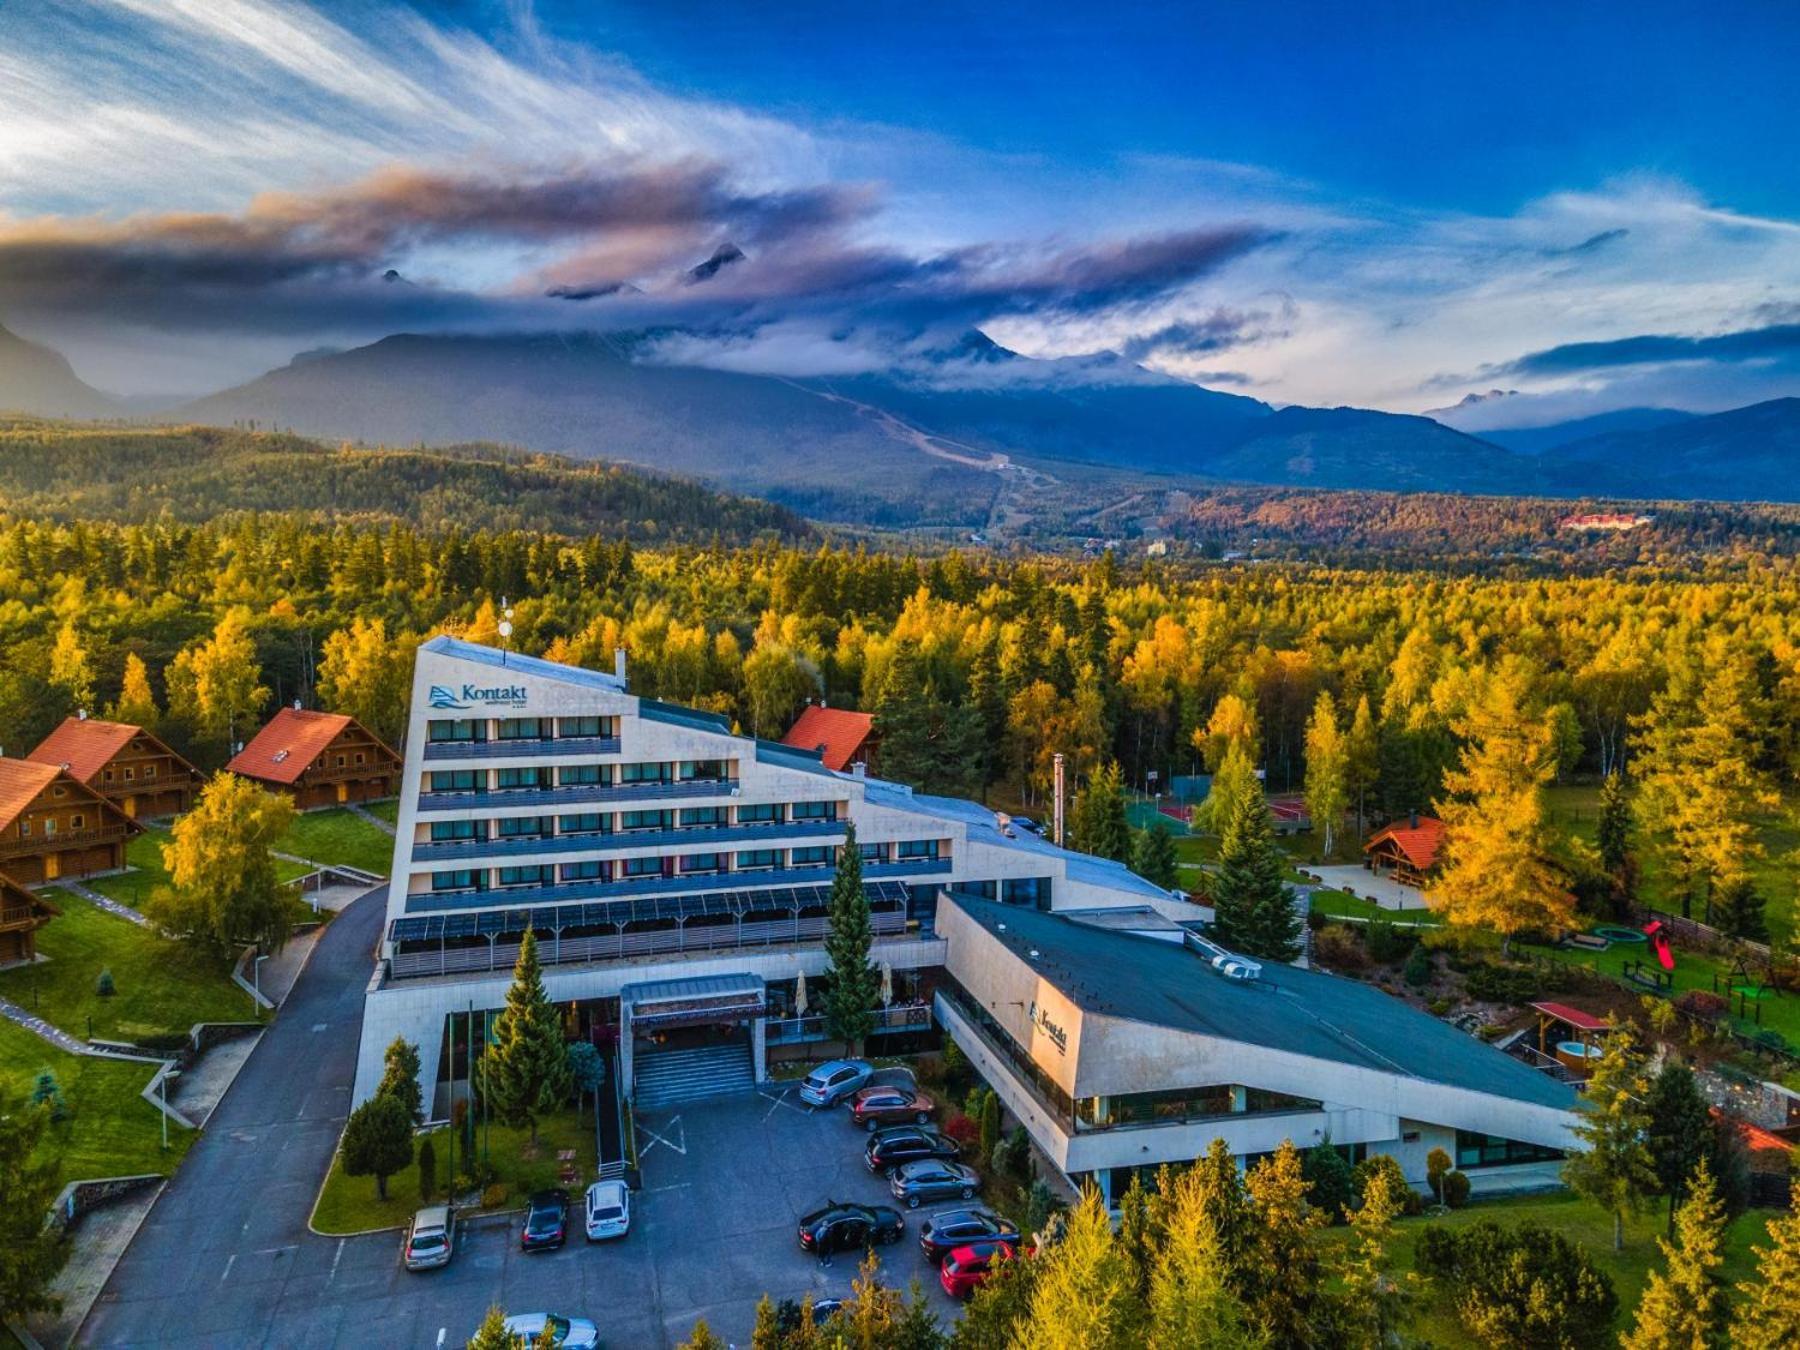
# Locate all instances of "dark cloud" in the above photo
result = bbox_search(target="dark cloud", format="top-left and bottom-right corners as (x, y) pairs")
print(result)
(1500, 322), (1800, 375)
(1549, 227), (1629, 257)
(1116, 302), (1294, 362)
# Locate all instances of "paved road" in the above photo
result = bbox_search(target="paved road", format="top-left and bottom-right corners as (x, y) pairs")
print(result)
(80, 888), (387, 1348)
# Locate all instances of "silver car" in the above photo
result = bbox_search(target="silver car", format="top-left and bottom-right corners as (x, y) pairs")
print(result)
(798, 1058), (872, 1107)
(585, 1178), (631, 1241)
(502, 1314), (600, 1350)
(402, 1205), (455, 1271)
(889, 1160), (982, 1209)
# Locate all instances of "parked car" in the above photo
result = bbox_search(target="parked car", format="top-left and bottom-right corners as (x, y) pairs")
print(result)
(798, 1058), (873, 1107)
(939, 1241), (1016, 1299)
(502, 1313), (600, 1349)
(918, 1206), (1022, 1265)
(402, 1205), (455, 1271)
(520, 1189), (569, 1252)
(890, 1160), (982, 1208)
(584, 1178), (631, 1241)
(864, 1125), (960, 1173)
(848, 1084), (934, 1131)
(796, 1201), (906, 1256)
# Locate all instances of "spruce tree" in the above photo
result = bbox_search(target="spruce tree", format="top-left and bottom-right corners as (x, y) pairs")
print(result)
(1645, 1060), (1716, 1235)
(1711, 876), (1768, 941)
(1596, 769), (1636, 896)
(1243, 1141), (1326, 1346)
(1014, 1187), (1140, 1349)
(481, 930), (572, 1146)
(378, 1035), (424, 1125)
(1563, 1033), (1657, 1252)
(1622, 1159), (1729, 1350)
(823, 823), (878, 1051)
(1132, 821), (1179, 889)
(1072, 762), (1131, 862)
(466, 1304), (523, 1350)
(1210, 785), (1300, 961)
(1334, 1164), (1414, 1346)
(1734, 1185), (1800, 1349)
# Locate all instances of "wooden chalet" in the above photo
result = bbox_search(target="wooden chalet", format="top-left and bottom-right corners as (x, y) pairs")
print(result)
(0, 872), (58, 966)
(27, 715), (204, 819)
(1363, 815), (1445, 888)
(0, 757), (143, 888)
(226, 708), (401, 810)
(781, 704), (879, 774)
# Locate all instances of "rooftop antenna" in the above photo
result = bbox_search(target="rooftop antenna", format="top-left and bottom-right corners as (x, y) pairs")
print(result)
(498, 597), (515, 666)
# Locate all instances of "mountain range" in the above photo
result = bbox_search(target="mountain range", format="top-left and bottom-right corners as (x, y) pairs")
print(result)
(1, 320), (1797, 524)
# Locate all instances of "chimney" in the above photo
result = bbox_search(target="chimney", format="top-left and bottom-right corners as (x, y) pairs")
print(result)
(293, 698), (303, 712)
(1409, 810), (1419, 829)
(77, 708), (88, 721)
(614, 647), (628, 685)
(852, 760), (867, 779)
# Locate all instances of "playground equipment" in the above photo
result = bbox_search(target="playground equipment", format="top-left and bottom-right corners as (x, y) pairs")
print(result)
(1643, 919), (1675, 971)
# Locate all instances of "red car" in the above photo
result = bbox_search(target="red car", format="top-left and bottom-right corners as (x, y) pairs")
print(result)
(938, 1240), (1015, 1298)
(848, 1084), (935, 1131)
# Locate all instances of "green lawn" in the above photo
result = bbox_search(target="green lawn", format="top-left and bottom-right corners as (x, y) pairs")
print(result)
(0, 890), (257, 1044)
(277, 808), (395, 875)
(1308, 888), (1446, 926)
(0, 1019), (195, 1182)
(311, 1110), (598, 1235)
(1343, 1189), (1776, 1347)
(365, 799), (400, 826)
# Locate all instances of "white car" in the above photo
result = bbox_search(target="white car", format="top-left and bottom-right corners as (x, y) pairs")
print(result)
(502, 1313), (600, 1349)
(584, 1179), (631, 1241)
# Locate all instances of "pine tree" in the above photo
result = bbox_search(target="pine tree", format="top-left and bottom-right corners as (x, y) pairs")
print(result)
(1334, 1163), (1414, 1346)
(1733, 1185), (1800, 1349)
(481, 930), (572, 1146)
(108, 652), (159, 726)
(1144, 1160), (1256, 1349)
(969, 637), (1009, 796)
(1345, 693), (1380, 837)
(1562, 1033), (1657, 1252)
(1132, 821), (1179, 889)
(1596, 769), (1635, 890)
(1210, 781), (1300, 962)
(0, 1080), (70, 1320)
(1071, 762), (1131, 862)
(1645, 1060), (1717, 1235)
(1711, 876), (1768, 941)
(1303, 690), (1349, 858)
(1242, 1141), (1325, 1346)
(823, 823), (878, 1051)
(1013, 1187), (1140, 1350)
(1118, 1173), (1155, 1298)
(378, 1036), (424, 1125)
(1622, 1160), (1729, 1350)
(677, 1319), (728, 1350)
(341, 1093), (413, 1200)
(466, 1304), (524, 1349)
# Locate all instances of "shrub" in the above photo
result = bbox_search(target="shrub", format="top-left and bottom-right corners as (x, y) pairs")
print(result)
(1301, 1142), (1357, 1221)
(452, 1172), (475, 1198)
(1313, 924), (1368, 971)
(940, 1035), (967, 1082)
(1465, 961), (1539, 1004)
(1441, 1169), (1471, 1208)
(95, 968), (116, 998)
(1365, 919), (1416, 965)
(1675, 990), (1728, 1020)
(480, 1182), (509, 1209)
(1426, 1147), (1453, 1202)
(1306, 909), (1330, 932)
(1415, 1224), (1459, 1278)
(913, 1053), (946, 1087)
(943, 1112), (980, 1146)
(1403, 943), (1434, 988)
(1353, 1154), (1422, 1215)
(1416, 1219), (1616, 1348)
(1428, 997), (1452, 1016)
(998, 1125), (1032, 1180)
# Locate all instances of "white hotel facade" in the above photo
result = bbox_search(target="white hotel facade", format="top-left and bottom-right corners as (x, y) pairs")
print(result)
(356, 637), (1581, 1198)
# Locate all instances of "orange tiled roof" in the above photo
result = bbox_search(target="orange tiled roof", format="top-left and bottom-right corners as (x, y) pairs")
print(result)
(226, 708), (355, 785)
(781, 705), (875, 772)
(0, 758), (63, 831)
(28, 717), (146, 785)
(1364, 816), (1446, 871)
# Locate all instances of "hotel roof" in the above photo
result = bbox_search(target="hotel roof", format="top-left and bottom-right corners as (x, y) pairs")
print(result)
(946, 893), (1578, 1111)
(420, 635), (627, 694)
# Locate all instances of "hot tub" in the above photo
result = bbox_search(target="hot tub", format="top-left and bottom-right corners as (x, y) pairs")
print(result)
(1556, 1040), (1605, 1071)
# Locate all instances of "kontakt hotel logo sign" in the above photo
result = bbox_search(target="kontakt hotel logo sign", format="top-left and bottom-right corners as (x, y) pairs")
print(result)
(428, 682), (529, 710)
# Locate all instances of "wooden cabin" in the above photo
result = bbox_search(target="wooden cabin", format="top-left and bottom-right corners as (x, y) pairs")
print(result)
(226, 708), (401, 811)
(27, 715), (204, 819)
(0, 873), (58, 966)
(1363, 815), (1445, 888)
(0, 757), (143, 888)
(781, 704), (879, 774)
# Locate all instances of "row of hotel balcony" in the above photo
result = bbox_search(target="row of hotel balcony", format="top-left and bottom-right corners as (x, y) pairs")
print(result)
(417, 760), (757, 812)
(411, 815), (848, 864)
(404, 854), (951, 914)
(421, 716), (621, 761)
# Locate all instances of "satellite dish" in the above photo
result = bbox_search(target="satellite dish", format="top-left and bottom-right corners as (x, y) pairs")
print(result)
(498, 620), (514, 640)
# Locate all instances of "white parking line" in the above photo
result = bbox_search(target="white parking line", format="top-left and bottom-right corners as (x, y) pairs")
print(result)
(329, 1238), (344, 1283)
(638, 1114), (687, 1157)
(219, 1254), (235, 1284)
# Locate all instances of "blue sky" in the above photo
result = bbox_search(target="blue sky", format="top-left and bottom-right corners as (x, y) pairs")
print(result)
(2, 0), (1798, 419)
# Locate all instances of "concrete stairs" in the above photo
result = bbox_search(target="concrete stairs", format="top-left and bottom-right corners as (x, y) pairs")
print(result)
(633, 1043), (755, 1110)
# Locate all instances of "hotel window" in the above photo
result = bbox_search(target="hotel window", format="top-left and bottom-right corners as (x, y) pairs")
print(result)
(497, 718), (544, 741)
(557, 716), (605, 739)
(622, 855), (666, 878)
(790, 845), (832, 867)
(679, 759), (729, 782)
(1454, 1130), (1564, 1170)
(496, 816), (549, 838)
(53, 787), (66, 799)
(621, 762), (673, 785)
(790, 800), (836, 821)
(679, 853), (726, 874)
(17, 820), (30, 837)
(736, 803), (781, 825)
(1002, 877), (1051, 910)
(430, 770), (483, 793)
(735, 849), (780, 871)
(680, 807), (727, 828)
(428, 718), (484, 743)
(496, 767), (551, 791)
(859, 842), (888, 862)
(896, 839), (940, 859)
(431, 869), (482, 892)
(557, 813), (609, 836)
(560, 860), (607, 882)
(620, 809), (672, 832)
(497, 865), (550, 888)
(429, 820), (483, 842)
(558, 764), (607, 786)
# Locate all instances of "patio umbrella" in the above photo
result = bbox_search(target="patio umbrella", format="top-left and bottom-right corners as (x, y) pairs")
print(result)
(879, 961), (893, 1008)
(795, 969), (809, 1016)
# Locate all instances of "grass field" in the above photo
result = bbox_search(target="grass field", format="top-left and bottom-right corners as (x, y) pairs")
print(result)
(0, 1019), (195, 1181)
(0, 889), (255, 1044)
(311, 1111), (598, 1235)
(365, 798), (399, 826)
(1308, 888), (1446, 926)
(278, 807), (395, 875)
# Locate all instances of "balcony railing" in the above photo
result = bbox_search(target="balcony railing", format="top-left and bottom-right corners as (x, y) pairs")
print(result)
(0, 905), (46, 930)
(387, 906), (909, 979)
(411, 818), (844, 865)
(765, 1003), (935, 1046)
(422, 736), (621, 762)
(417, 778), (741, 814)
(0, 827), (130, 859)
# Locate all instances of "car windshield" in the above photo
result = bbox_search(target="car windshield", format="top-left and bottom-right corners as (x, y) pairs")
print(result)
(527, 1211), (559, 1231)
(546, 1317), (570, 1337)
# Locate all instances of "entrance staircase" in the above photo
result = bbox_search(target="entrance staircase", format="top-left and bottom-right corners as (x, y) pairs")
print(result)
(634, 1043), (755, 1110)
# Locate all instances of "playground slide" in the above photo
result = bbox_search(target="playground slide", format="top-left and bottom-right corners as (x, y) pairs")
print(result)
(1643, 920), (1676, 971)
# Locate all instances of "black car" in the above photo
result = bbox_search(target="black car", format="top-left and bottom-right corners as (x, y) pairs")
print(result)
(918, 1206), (1022, 1265)
(864, 1125), (960, 1174)
(796, 1201), (906, 1257)
(520, 1188), (569, 1252)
